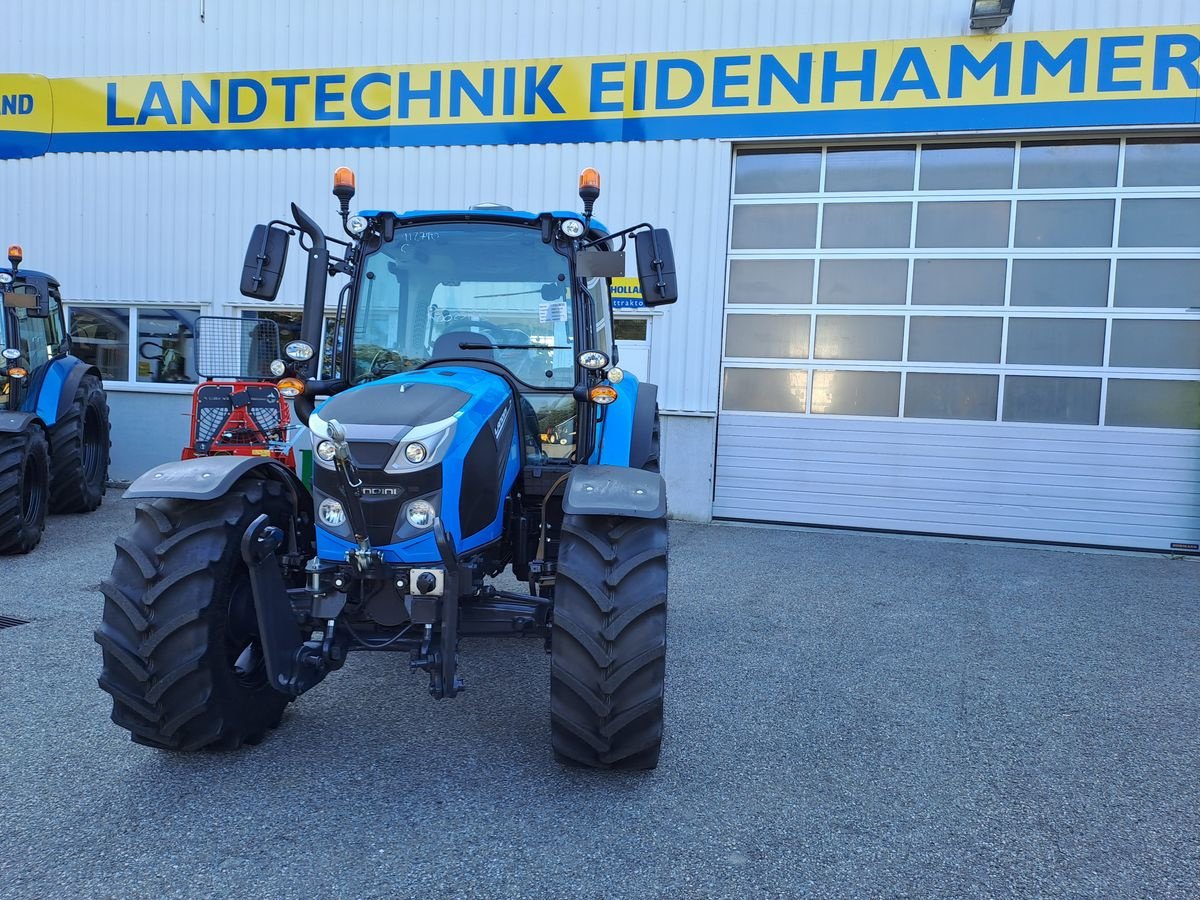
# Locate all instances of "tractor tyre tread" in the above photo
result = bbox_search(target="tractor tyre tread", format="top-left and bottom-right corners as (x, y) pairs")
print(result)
(551, 513), (667, 769)
(0, 427), (49, 555)
(48, 373), (110, 513)
(95, 479), (292, 751)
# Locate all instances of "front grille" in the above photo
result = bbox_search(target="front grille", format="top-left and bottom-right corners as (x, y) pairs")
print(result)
(0, 615), (30, 630)
(349, 441), (397, 468)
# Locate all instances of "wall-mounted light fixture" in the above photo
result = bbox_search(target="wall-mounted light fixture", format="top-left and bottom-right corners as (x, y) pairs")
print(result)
(969, 0), (1014, 31)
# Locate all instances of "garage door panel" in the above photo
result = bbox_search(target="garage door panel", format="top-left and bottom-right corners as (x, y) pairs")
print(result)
(717, 138), (1200, 551)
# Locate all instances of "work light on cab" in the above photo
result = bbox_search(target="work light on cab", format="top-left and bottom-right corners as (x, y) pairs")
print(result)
(285, 339), (314, 362)
(578, 350), (608, 369)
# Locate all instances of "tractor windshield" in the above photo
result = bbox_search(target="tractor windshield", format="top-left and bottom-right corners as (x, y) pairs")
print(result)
(349, 222), (576, 388)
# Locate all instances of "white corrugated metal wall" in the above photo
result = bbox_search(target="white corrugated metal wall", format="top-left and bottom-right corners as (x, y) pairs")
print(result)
(1, 0), (1196, 517)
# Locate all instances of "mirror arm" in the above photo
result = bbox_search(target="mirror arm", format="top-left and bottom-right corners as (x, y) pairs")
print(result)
(578, 222), (651, 251)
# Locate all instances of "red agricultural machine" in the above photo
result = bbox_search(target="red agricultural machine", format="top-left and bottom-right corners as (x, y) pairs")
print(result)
(180, 316), (302, 471)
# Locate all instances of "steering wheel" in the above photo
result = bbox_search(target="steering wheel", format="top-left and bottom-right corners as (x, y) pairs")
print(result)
(368, 347), (421, 378)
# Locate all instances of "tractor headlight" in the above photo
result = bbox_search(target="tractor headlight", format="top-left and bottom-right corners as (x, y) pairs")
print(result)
(385, 415), (458, 473)
(0, 273), (11, 284)
(560, 218), (585, 238)
(285, 340), (315, 362)
(347, 215), (369, 236)
(578, 350), (609, 370)
(269, 358), (287, 377)
(315, 440), (337, 462)
(405, 499), (436, 529)
(1, 348), (19, 360)
(318, 498), (346, 528)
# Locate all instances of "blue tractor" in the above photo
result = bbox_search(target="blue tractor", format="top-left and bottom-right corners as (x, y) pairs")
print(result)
(97, 167), (678, 768)
(1, 245), (110, 554)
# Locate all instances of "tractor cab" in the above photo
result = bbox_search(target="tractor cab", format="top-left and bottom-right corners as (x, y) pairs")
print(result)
(0, 245), (68, 410)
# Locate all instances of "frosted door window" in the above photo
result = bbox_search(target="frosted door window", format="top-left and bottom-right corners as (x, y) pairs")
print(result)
(1006, 318), (1106, 367)
(919, 143), (1015, 191)
(821, 203), (912, 249)
(904, 373), (999, 421)
(1106, 379), (1200, 429)
(725, 314), (811, 359)
(817, 259), (908, 305)
(911, 259), (1007, 306)
(731, 204), (818, 249)
(814, 316), (904, 361)
(722, 368), (807, 413)
(1113, 260), (1200, 309)
(916, 201), (1010, 248)
(1011, 259), (1110, 307)
(824, 147), (915, 192)
(1015, 200), (1115, 248)
(810, 370), (901, 416)
(1018, 142), (1119, 188)
(1002, 376), (1101, 425)
(908, 317), (1002, 364)
(727, 259), (814, 305)
(734, 150), (821, 194)
(1109, 320), (1200, 370)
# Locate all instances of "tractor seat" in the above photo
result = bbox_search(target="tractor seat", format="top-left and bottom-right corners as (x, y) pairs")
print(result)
(431, 330), (496, 361)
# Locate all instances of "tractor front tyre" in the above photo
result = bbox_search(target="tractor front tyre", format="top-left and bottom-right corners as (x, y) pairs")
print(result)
(49, 373), (110, 513)
(0, 427), (50, 555)
(551, 514), (667, 769)
(95, 478), (296, 750)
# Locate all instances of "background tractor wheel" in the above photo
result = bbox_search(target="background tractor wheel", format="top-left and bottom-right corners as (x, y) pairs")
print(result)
(95, 478), (299, 750)
(551, 513), (668, 769)
(0, 427), (49, 555)
(49, 373), (110, 513)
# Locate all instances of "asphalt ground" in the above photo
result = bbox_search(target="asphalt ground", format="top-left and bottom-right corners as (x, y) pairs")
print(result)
(0, 496), (1196, 899)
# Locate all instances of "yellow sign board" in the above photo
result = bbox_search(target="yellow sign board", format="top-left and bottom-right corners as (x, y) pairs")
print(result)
(1, 26), (1197, 157)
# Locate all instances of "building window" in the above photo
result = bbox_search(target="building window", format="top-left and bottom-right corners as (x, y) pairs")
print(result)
(239, 309), (340, 377)
(67, 305), (201, 384)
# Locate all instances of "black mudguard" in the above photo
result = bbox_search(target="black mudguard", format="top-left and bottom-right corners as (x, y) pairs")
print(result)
(628, 382), (659, 470)
(0, 411), (40, 434)
(561, 465), (666, 519)
(125, 455), (310, 509)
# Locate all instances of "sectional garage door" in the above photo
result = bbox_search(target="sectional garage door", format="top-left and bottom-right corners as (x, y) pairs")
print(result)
(713, 138), (1200, 552)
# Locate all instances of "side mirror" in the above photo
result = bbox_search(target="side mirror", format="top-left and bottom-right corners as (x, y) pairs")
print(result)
(634, 228), (678, 306)
(2, 279), (50, 317)
(240, 224), (291, 301)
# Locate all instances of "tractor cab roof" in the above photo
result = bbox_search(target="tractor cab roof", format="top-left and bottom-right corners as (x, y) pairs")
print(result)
(0, 268), (59, 288)
(359, 207), (608, 236)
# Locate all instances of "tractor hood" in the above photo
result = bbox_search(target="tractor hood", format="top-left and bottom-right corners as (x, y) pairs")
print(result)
(308, 366), (521, 563)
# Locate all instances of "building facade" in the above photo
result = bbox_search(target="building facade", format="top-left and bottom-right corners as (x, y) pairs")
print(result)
(2, 0), (1198, 552)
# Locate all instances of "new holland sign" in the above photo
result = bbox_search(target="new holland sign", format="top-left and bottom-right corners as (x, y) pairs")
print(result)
(2, 26), (1198, 157)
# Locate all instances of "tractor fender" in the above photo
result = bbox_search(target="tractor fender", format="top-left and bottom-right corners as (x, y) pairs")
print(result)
(53, 359), (104, 421)
(0, 411), (42, 434)
(561, 465), (666, 519)
(125, 455), (310, 508)
(628, 382), (659, 470)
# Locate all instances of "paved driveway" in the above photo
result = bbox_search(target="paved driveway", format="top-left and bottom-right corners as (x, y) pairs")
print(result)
(1, 497), (1196, 898)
